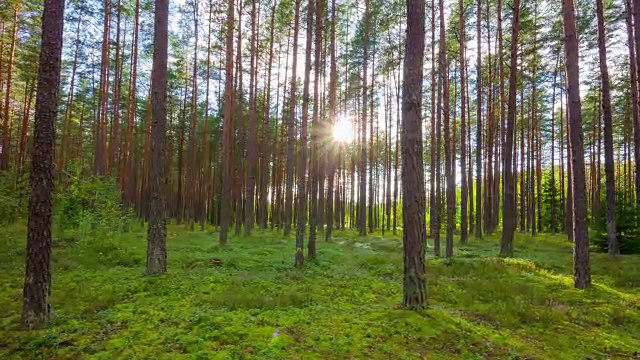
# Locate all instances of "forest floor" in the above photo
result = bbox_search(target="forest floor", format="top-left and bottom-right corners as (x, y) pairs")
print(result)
(0, 224), (639, 359)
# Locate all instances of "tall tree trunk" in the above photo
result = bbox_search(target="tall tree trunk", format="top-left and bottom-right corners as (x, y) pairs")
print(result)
(633, 0), (640, 205)
(146, 0), (169, 275)
(259, 3), (277, 232)
(475, 0), (483, 238)
(58, 15), (82, 175)
(550, 61), (559, 234)
(1, 9), (18, 171)
(296, 0), (314, 267)
(220, 0), (236, 245)
(359, 0), (370, 236)
(21, 0), (64, 330)
(245, 0), (259, 236)
(326, 0), (338, 242)
(459, 0), (468, 244)
(95, 0), (110, 176)
(500, 0), (520, 257)
(440, 0), (454, 258)
(625, 0), (639, 205)
(18, 81), (35, 173)
(596, 0), (619, 256)
(562, 0), (591, 288)
(309, 0), (323, 257)
(200, 0), (214, 231)
(284, 0), (301, 236)
(123, 0), (140, 207)
(108, 0), (123, 176)
(402, 0), (427, 310)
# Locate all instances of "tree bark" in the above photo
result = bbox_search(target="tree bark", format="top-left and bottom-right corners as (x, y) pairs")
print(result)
(220, 0), (236, 244)
(296, 0), (314, 267)
(562, 0), (591, 289)
(22, 0), (64, 330)
(475, 0), (483, 238)
(596, 0), (619, 256)
(146, 0), (169, 275)
(402, 0), (427, 310)
(284, 0), (301, 237)
(500, 0), (520, 257)
(1, 9), (17, 171)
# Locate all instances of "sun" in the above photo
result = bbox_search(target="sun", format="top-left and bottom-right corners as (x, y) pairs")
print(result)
(332, 116), (354, 143)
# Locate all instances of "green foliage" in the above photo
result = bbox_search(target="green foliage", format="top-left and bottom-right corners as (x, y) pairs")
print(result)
(540, 171), (563, 232)
(0, 170), (29, 225)
(0, 227), (638, 359)
(55, 167), (133, 241)
(592, 193), (640, 255)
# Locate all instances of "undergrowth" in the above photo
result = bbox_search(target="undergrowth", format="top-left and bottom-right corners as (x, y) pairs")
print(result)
(0, 225), (638, 359)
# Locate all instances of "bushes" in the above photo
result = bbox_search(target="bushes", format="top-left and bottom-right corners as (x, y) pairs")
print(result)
(55, 167), (133, 241)
(0, 170), (29, 225)
(592, 194), (640, 255)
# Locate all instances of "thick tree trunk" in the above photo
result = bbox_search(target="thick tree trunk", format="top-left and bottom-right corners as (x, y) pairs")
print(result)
(402, 0), (427, 310)
(22, 0), (64, 330)
(562, 0), (591, 288)
(146, 0), (169, 275)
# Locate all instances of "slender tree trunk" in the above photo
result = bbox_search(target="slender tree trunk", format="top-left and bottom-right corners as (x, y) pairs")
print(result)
(245, 0), (259, 236)
(296, 0), (314, 267)
(459, 0), (468, 244)
(475, 0), (483, 238)
(58, 16), (82, 175)
(1, 9), (18, 171)
(633, 0), (640, 205)
(284, 0), (301, 236)
(596, 0), (619, 256)
(326, 0), (337, 242)
(550, 61), (559, 234)
(200, 0), (214, 231)
(439, 0), (454, 258)
(309, 0), (323, 258)
(123, 0), (140, 207)
(108, 0), (123, 176)
(500, 0), (520, 257)
(220, 0), (236, 245)
(95, 0), (110, 176)
(18, 81), (35, 173)
(359, 0), (370, 237)
(259, 3), (277, 231)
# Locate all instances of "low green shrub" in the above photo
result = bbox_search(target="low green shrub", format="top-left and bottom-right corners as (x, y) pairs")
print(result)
(55, 165), (133, 241)
(0, 169), (29, 225)
(591, 193), (640, 254)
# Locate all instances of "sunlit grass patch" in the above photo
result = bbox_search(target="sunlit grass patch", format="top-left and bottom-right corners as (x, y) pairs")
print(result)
(0, 224), (638, 359)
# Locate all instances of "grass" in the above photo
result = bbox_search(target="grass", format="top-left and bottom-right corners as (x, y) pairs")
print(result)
(0, 224), (639, 359)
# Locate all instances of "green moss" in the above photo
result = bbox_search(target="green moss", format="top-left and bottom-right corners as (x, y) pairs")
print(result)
(1, 224), (638, 359)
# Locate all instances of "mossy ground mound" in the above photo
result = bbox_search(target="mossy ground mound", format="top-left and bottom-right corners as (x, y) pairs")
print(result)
(1, 225), (638, 359)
